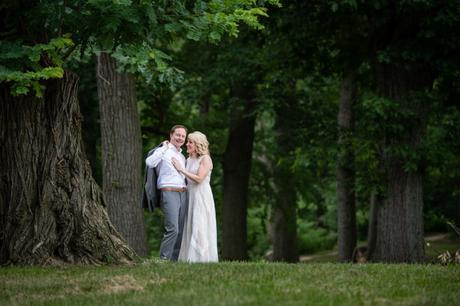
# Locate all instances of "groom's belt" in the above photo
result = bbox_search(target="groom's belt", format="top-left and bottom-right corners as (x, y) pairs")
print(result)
(160, 187), (186, 192)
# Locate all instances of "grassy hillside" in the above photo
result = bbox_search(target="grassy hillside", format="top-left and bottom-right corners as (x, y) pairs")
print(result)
(1, 261), (459, 306)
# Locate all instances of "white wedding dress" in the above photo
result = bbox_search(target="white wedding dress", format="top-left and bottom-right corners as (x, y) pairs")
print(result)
(178, 156), (218, 262)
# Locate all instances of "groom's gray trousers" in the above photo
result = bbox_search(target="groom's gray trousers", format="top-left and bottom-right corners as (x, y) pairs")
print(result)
(159, 190), (188, 260)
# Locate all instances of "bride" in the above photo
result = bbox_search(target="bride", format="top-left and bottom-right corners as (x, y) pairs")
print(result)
(171, 131), (218, 262)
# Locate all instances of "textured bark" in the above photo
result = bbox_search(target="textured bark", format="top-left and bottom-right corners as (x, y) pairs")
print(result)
(372, 64), (432, 263)
(221, 84), (256, 261)
(374, 166), (425, 262)
(0, 72), (135, 265)
(96, 52), (148, 257)
(336, 70), (357, 262)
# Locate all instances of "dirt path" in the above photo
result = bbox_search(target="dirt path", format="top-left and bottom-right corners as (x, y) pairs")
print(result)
(425, 233), (451, 242)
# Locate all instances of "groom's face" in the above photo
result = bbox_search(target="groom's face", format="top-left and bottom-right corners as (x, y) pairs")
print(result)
(170, 128), (187, 149)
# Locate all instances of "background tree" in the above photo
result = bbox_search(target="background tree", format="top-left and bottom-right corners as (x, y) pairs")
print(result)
(96, 51), (146, 256)
(336, 70), (357, 262)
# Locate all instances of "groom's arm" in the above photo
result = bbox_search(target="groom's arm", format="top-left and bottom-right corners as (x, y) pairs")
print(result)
(145, 142), (168, 168)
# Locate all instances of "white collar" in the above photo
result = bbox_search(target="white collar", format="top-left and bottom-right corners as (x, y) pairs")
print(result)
(167, 143), (182, 153)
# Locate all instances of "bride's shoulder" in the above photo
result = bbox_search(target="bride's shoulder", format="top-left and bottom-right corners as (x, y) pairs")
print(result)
(200, 154), (213, 168)
(199, 154), (212, 161)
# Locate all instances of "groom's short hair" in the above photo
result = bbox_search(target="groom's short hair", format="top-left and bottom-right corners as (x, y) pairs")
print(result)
(170, 125), (188, 135)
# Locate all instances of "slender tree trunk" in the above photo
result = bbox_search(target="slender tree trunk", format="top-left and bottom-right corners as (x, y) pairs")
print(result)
(457, 182), (460, 228)
(96, 52), (148, 257)
(336, 70), (357, 262)
(272, 147), (298, 262)
(269, 93), (299, 263)
(0, 72), (135, 265)
(372, 64), (432, 263)
(221, 84), (256, 260)
(272, 191), (298, 262)
(366, 192), (380, 261)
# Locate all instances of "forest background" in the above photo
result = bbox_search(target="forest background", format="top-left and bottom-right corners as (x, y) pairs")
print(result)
(1, 0), (460, 265)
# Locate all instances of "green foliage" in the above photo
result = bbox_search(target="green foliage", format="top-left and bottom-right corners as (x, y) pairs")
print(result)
(0, 36), (74, 97)
(1, 0), (280, 96)
(424, 211), (450, 233)
(297, 221), (337, 254)
(247, 206), (270, 260)
(111, 45), (185, 90)
(82, 0), (280, 85)
(359, 91), (427, 172)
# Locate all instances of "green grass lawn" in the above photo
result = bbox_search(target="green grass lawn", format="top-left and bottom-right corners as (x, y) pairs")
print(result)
(1, 261), (459, 306)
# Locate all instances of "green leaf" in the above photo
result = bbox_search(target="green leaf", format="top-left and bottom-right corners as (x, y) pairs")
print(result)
(12, 85), (29, 96)
(145, 6), (157, 24)
(209, 31), (222, 42)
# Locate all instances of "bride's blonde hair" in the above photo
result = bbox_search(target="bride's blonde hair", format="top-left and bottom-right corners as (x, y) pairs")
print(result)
(188, 131), (209, 157)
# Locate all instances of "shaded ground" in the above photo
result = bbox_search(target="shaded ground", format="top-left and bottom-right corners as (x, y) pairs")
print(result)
(301, 232), (460, 263)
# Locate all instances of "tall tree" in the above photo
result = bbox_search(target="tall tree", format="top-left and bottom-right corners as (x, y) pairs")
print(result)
(96, 52), (147, 256)
(271, 94), (299, 263)
(365, 0), (460, 262)
(222, 83), (256, 260)
(0, 72), (134, 264)
(336, 70), (357, 262)
(369, 9), (433, 263)
(0, 1), (137, 264)
(307, 0), (460, 262)
(372, 64), (430, 263)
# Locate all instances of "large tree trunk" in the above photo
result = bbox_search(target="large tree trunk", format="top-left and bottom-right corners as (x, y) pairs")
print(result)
(0, 72), (135, 265)
(96, 52), (148, 257)
(336, 70), (357, 262)
(221, 84), (256, 261)
(372, 63), (432, 263)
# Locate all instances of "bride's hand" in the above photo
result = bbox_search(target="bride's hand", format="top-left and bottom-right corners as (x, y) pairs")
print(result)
(171, 157), (183, 172)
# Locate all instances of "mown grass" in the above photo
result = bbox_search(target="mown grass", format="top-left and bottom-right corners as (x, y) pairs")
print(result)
(1, 261), (459, 306)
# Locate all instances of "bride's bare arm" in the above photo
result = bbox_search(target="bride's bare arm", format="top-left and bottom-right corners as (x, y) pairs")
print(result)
(172, 155), (212, 184)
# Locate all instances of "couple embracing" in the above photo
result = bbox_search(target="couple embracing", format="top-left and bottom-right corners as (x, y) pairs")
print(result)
(145, 125), (218, 263)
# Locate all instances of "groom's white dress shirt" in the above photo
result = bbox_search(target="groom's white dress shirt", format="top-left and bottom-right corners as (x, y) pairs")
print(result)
(145, 143), (186, 189)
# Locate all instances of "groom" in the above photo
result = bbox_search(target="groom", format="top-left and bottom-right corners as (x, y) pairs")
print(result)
(146, 125), (188, 260)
